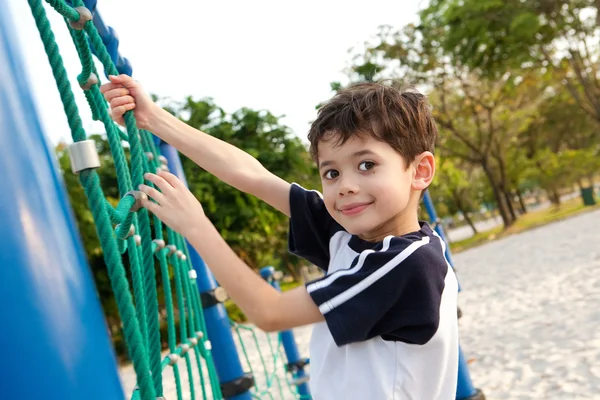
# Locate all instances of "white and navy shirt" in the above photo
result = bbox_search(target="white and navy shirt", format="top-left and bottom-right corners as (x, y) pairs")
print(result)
(289, 184), (459, 399)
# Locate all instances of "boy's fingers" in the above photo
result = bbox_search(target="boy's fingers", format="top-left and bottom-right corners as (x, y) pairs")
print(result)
(144, 172), (174, 192)
(109, 74), (139, 90)
(142, 198), (160, 214)
(138, 184), (166, 205)
(110, 95), (135, 109)
(103, 88), (130, 101)
(157, 170), (182, 188)
(110, 103), (135, 119)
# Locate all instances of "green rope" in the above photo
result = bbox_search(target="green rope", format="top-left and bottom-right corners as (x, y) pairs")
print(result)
(29, 1), (313, 399)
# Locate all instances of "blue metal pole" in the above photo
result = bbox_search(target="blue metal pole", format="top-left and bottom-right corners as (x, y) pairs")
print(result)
(423, 191), (456, 269)
(422, 192), (481, 400)
(260, 267), (311, 398)
(0, 2), (124, 399)
(160, 144), (253, 400)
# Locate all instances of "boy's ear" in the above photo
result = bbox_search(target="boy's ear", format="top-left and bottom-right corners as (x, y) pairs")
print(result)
(412, 152), (435, 191)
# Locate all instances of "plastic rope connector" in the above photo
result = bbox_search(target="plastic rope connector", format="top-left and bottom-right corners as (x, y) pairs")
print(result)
(115, 223), (135, 239)
(195, 331), (204, 339)
(69, 7), (92, 30)
(158, 155), (168, 165)
(124, 190), (148, 212)
(166, 245), (177, 256)
(167, 354), (180, 366)
(180, 344), (190, 355)
(79, 72), (98, 90)
(134, 235), (142, 246)
(152, 239), (165, 253)
(188, 270), (197, 279)
(175, 250), (184, 259)
(145, 152), (154, 161)
(204, 340), (212, 351)
(68, 140), (101, 174)
(189, 338), (198, 347)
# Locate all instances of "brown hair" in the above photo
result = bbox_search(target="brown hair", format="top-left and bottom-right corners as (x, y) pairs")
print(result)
(308, 81), (438, 167)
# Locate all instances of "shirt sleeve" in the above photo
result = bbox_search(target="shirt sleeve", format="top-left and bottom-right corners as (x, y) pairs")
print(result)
(305, 235), (449, 347)
(288, 183), (343, 271)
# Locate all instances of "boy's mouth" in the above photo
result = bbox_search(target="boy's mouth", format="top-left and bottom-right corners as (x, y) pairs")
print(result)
(338, 202), (372, 216)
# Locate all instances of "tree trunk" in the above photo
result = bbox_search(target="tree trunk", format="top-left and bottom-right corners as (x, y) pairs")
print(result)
(482, 163), (515, 227)
(515, 189), (527, 214)
(452, 190), (478, 235)
(463, 211), (478, 235)
(548, 188), (562, 206)
(503, 188), (518, 220)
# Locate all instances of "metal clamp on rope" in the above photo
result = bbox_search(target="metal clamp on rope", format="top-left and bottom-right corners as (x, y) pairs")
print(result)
(167, 354), (180, 366)
(115, 224), (135, 240)
(166, 244), (177, 256)
(124, 190), (147, 212)
(68, 140), (101, 174)
(153, 239), (166, 253)
(180, 344), (190, 355)
(69, 7), (92, 30)
(200, 287), (229, 309)
(78, 72), (98, 91)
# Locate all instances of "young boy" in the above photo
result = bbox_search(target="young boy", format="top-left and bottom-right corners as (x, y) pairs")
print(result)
(101, 76), (459, 399)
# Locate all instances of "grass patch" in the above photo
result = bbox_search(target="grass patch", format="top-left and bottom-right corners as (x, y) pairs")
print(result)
(450, 197), (600, 253)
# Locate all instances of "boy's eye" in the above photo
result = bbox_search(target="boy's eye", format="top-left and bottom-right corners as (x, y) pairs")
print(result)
(324, 170), (339, 179)
(358, 161), (375, 171)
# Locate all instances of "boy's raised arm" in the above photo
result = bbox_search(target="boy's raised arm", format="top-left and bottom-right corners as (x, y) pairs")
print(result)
(101, 74), (291, 217)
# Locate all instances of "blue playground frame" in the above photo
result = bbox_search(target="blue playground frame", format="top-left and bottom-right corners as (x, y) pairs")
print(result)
(0, 0), (482, 398)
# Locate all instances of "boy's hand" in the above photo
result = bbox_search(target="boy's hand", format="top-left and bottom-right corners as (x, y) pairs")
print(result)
(100, 74), (159, 129)
(138, 170), (207, 237)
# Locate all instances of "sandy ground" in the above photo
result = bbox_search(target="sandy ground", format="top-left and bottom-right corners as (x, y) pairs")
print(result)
(119, 208), (600, 399)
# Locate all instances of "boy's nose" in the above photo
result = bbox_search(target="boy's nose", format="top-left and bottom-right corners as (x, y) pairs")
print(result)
(338, 176), (360, 195)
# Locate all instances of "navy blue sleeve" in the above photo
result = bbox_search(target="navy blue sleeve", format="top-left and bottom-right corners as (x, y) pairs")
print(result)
(306, 235), (449, 346)
(288, 183), (343, 271)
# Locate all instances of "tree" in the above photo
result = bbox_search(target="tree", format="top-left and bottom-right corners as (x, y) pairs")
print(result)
(429, 157), (487, 234)
(165, 97), (320, 278)
(420, 0), (600, 123)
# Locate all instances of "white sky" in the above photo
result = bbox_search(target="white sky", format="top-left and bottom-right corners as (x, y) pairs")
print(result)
(8, 0), (421, 145)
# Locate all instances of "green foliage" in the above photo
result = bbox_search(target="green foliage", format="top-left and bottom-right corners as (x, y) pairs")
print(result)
(167, 97), (320, 274)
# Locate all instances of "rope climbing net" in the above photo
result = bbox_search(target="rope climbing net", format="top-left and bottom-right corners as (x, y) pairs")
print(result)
(28, 0), (223, 398)
(27, 0), (311, 399)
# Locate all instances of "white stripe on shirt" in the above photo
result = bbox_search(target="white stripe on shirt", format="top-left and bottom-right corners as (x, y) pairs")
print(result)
(313, 236), (431, 314)
(307, 236), (394, 294)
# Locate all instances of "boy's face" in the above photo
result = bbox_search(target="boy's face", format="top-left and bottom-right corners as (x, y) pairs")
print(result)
(317, 135), (432, 241)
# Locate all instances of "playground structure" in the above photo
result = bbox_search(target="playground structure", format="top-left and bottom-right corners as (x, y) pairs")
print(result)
(0, 0), (483, 399)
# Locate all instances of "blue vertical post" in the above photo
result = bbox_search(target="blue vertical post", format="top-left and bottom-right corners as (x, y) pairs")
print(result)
(422, 192), (483, 400)
(81, 2), (253, 398)
(0, 1), (124, 399)
(423, 191), (456, 270)
(260, 267), (311, 398)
